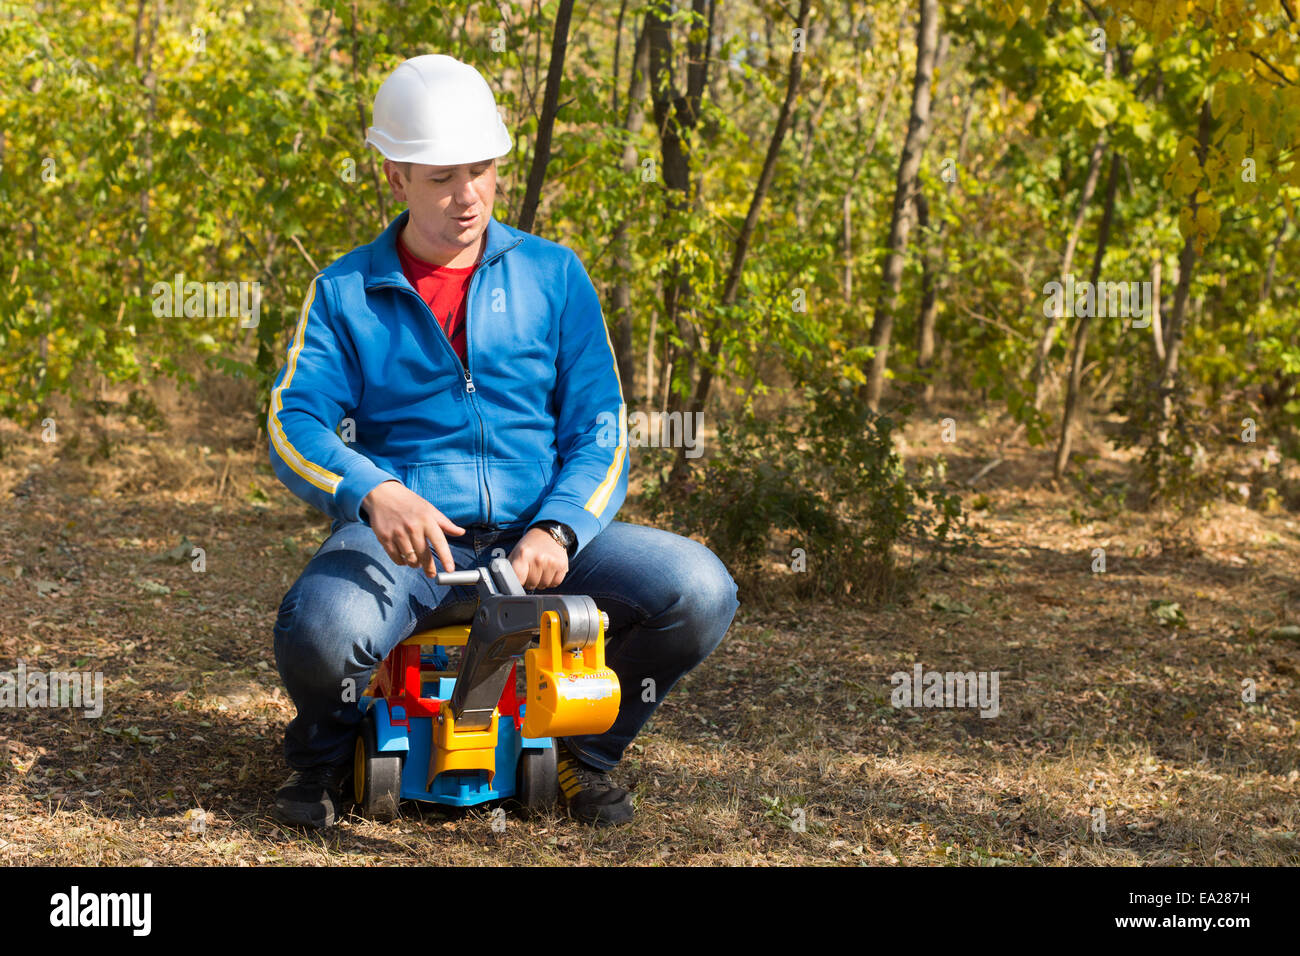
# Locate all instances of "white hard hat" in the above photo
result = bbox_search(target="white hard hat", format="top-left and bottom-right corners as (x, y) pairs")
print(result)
(365, 54), (512, 167)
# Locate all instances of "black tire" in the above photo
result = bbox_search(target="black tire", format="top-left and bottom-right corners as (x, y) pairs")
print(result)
(353, 710), (404, 822)
(516, 746), (558, 812)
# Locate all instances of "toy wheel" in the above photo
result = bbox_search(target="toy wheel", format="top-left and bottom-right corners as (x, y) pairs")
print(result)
(516, 746), (558, 811)
(353, 711), (403, 821)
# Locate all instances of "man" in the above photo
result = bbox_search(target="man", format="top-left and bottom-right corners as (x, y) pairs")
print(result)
(267, 54), (739, 828)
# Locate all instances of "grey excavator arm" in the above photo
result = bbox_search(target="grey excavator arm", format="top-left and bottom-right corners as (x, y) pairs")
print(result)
(436, 556), (605, 733)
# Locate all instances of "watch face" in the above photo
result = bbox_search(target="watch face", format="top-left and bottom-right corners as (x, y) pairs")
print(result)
(535, 521), (572, 550)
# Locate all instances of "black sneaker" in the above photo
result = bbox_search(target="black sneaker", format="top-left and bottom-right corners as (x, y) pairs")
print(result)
(555, 741), (634, 826)
(273, 760), (353, 829)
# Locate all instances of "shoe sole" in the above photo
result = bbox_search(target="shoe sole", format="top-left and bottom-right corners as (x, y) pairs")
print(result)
(565, 798), (635, 827)
(273, 800), (336, 829)
(576, 812), (634, 827)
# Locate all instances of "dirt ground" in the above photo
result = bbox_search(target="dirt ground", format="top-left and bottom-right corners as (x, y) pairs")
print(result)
(1, 376), (1297, 866)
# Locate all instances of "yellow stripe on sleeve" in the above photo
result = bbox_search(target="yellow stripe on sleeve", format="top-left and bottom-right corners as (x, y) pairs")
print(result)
(268, 276), (345, 494)
(583, 317), (627, 516)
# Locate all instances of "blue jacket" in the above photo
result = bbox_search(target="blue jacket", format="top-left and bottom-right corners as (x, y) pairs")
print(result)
(267, 209), (628, 556)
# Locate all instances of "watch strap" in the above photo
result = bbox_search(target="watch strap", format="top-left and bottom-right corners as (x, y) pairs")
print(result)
(530, 520), (576, 556)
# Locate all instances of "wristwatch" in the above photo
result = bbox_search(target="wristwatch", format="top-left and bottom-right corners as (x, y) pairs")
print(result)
(530, 520), (576, 557)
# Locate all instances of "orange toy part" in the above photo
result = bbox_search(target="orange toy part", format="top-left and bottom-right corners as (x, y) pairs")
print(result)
(521, 610), (620, 738)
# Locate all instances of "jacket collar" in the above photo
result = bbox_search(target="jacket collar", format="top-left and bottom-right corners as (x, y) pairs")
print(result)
(365, 208), (522, 289)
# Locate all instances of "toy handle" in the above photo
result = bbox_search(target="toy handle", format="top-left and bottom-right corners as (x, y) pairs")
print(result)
(435, 571), (481, 586)
(434, 559), (526, 597)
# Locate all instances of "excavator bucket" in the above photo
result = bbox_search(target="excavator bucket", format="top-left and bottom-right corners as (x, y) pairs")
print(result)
(521, 610), (620, 738)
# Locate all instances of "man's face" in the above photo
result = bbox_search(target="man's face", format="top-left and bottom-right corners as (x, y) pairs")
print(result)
(385, 159), (496, 263)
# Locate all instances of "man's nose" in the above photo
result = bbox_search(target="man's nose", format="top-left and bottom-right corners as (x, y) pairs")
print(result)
(454, 177), (478, 208)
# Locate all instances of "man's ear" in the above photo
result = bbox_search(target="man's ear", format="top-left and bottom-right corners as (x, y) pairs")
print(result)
(382, 159), (407, 201)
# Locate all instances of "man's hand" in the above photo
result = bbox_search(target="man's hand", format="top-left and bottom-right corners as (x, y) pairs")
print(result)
(362, 479), (466, 577)
(509, 527), (568, 590)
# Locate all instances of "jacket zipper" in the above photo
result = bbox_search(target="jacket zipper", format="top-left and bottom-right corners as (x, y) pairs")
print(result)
(372, 236), (521, 526)
(462, 267), (491, 523)
(461, 236), (522, 524)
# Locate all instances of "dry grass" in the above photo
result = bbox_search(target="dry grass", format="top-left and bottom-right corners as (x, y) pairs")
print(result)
(0, 380), (1297, 866)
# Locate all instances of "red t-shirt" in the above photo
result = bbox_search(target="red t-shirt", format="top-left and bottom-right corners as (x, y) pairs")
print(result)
(396, 234), (477, 368)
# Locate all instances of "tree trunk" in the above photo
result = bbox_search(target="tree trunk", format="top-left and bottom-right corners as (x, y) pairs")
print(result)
(1033, 28), (1114, 410)
(1155, 99), (1213, 451)
(842, 68), (900, 304)
(694, 0), (808, 350)
(137, 0), (159, 292)
(842, 6), (907, 304)
(956, 82), (976, 165)
(861, 0), (941, 412)
(350, 1), (387, 225)
(1053, 152), (1121, 480)
(665, 0), (812, 488)
(793, 90), (831, 229)
(1150, 254), (1165, 364)
(1156, 234), (1197, 450)
(915, 190), (939, 405)
(646, 0), (711, 417)
(611, 18), (651, 402)
(913, 46), (958, 409)
(1259, 212), (1290, 304)
(516, 0), (575, 235)
(644, 310), (658, 406)
(611, 0), (629, 118)
(1032, 129), (1106, 409)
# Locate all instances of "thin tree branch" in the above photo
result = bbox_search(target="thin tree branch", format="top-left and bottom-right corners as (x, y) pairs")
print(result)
(289, 235), (321, 275)
(1249, 51), (1295, 86)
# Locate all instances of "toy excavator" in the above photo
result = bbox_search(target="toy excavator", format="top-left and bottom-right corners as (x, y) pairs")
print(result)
(353, 556), (620, 819)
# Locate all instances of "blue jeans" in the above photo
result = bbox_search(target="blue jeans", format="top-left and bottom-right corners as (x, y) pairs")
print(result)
(273, 519), (740, 772)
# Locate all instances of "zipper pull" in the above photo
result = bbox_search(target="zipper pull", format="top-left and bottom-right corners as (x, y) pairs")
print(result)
(464, 369), (475, 393)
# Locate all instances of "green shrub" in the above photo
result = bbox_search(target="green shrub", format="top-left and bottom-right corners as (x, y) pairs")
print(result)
(640, 383), (968, 603)
(1109, 374), (1231, 519)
